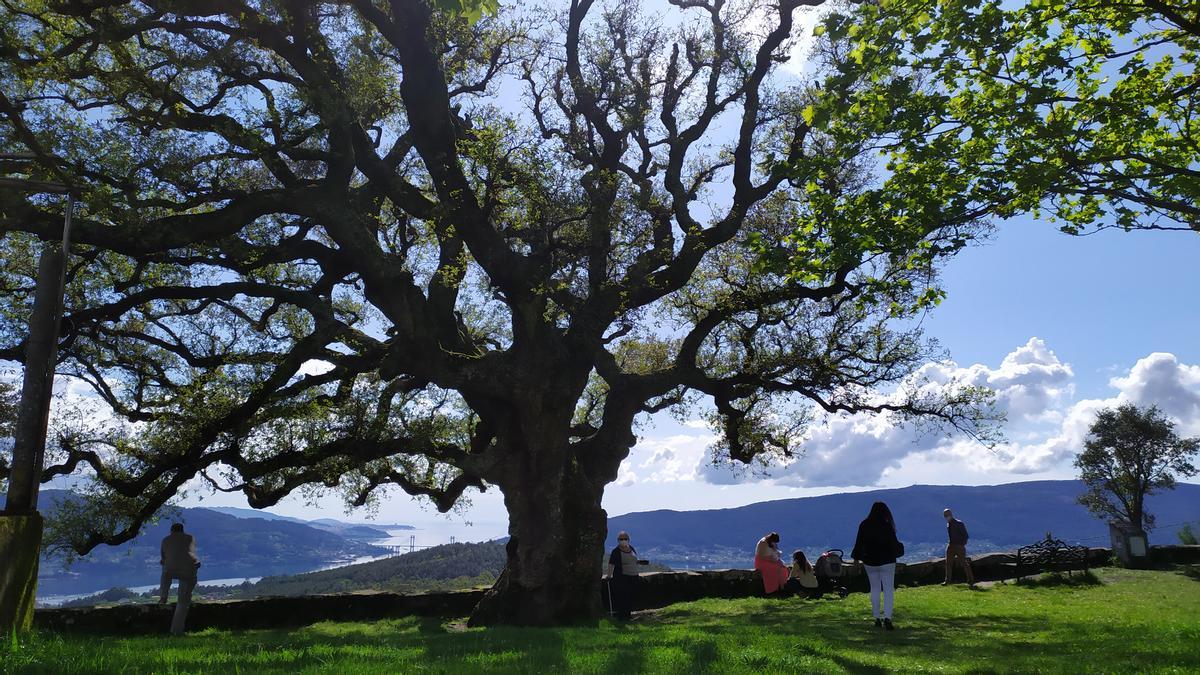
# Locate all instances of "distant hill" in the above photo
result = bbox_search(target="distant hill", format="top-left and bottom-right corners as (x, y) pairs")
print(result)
(608, 480), (1200, 569)
(233, 540), (510, 596)
(49, 541), (509, 607)
(200, 507), (398, 540)
(26, 490), (390, 597)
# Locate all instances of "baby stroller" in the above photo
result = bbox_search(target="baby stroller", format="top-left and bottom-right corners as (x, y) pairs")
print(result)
(814, 549), (850, 598)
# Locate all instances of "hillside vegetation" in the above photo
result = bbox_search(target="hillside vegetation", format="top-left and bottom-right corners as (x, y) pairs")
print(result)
(8, 567), (1198, 673)
(224, 541), (508, 597)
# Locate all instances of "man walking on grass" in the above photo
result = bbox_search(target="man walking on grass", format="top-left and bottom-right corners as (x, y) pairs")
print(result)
(159, 522), (201, 635)
(942, 509), (975, 587)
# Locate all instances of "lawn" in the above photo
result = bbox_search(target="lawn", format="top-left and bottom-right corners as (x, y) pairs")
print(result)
(4, 567), (1198, 674)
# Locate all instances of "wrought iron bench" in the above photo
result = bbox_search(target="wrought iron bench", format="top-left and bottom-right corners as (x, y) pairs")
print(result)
(1008, 535), (1089, 580)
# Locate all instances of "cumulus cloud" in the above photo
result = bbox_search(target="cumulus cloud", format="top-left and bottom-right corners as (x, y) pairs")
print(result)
(750, 338), (1075, 487)
(1109, 353), (1200, 434)
(988, 339), (1075, 422)
(982, 351), (1200, 473)
(678, 338), (1200, 489)
(769, 414), (932, 488)
(616, 431), (717, 486)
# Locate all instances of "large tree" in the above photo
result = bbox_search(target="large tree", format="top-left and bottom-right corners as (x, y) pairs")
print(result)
(1075, 403), (1199, 534)
(0, 0), (1000, 625)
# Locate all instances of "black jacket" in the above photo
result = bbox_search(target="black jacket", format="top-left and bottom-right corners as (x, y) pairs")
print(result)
(609, 545), (639, 576)
(851, 518), (904, 566)
(947, 518), (969, 545)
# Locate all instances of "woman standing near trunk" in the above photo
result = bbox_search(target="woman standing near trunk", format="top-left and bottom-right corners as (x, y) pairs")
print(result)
(604, 531), (640, 620)
(851, 501), (905, 630)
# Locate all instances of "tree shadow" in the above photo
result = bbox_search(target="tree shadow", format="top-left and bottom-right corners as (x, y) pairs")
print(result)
(1013, 571), (1102, 588)
(779, 610), (1199, 673)
(1176, 565), (1200, 583)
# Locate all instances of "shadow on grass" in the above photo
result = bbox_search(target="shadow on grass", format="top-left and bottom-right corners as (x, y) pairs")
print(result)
(785, 610), (1198, 673)
(1013, 571), (1102, 588)
(19, 580), (1200, 675)
(1177, 565), (1200, 583)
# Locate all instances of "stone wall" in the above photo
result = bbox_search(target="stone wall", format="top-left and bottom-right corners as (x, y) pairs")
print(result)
(626, 546), (1117, 608)
(1151, 544), (1200, 564)
(35, 589), (485, 634)
(36, 545), (1197, 633)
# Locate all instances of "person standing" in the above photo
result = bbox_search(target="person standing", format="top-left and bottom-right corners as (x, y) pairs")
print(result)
(604, 531), (640, 620)
(942, 508), (976, 586)
(754, 532), (790, 595)
(159, 522), (201, 635)
(851, 501), (904, 630)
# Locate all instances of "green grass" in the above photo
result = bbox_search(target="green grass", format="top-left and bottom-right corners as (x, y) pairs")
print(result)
(5, 567), (1198, 674)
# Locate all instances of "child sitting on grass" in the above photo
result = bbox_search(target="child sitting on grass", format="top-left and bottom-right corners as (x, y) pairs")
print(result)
(785, 550), (822, 598)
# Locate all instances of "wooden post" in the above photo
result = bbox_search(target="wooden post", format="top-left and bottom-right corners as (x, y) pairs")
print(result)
(1, 192), (72, 636)
(0, 513), (44, 633)
(4, 194), (71, 514)
(5, 254), (66, 513)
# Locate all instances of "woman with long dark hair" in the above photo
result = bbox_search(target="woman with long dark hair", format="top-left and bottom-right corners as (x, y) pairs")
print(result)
(851, 501), (904, 629)
(785, 550), (821, 598)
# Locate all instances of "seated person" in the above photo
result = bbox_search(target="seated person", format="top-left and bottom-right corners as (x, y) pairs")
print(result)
(785, 550), (822, 598)
(754, 532), (789, 594)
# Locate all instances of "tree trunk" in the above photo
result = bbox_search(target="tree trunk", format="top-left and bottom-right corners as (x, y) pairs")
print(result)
(468, 451), (609, 626)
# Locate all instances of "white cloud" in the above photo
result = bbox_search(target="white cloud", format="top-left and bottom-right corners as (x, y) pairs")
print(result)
(298, 359), (335, 377)
(988, 338), (1075, 423)
(616, 431), (717, 485)
(688, 339), (1200, 489)
(696, 458), (747, 486)
(770, 413), (933, 488)
(1109, 353), (1200, 435)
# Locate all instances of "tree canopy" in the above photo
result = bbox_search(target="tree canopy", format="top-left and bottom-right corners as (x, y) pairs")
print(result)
(1075, 403), (1199, 533)
(782, 0), (1200, 253)
(0, 0), (1032, 624)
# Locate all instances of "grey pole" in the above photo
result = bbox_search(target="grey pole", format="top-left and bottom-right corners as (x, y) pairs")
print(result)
(4, 192), (73, 514)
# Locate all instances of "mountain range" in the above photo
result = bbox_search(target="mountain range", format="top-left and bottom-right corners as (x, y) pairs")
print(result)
(199, 506), (404, 540)
(25, 479), (1200, 600)
(27, 491), (398, 598)
(607, 480), (1200, 569)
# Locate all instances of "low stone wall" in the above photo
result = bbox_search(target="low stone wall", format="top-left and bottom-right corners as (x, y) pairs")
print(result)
(627, 546), (1113, 608)
(36, 544), (1195, 633)
(35, 589), (485, 634)
(1151, 544), (1200, 564)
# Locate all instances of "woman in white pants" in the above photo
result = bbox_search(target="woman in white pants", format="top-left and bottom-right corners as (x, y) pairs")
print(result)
(851, 501), (904, 630)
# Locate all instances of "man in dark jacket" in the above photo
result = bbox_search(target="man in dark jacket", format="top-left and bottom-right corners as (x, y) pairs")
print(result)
(159, 522), (201, 634)
(942, 509), (975, 586)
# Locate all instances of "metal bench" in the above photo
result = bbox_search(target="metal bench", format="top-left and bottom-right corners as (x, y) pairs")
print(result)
(1010, 535), (1089, 580)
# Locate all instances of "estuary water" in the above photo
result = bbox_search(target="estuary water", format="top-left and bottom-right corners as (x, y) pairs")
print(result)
(36, 519), (509, 607)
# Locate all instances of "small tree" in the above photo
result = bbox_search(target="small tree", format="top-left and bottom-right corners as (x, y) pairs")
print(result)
(1075, 404), (1200, 534)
